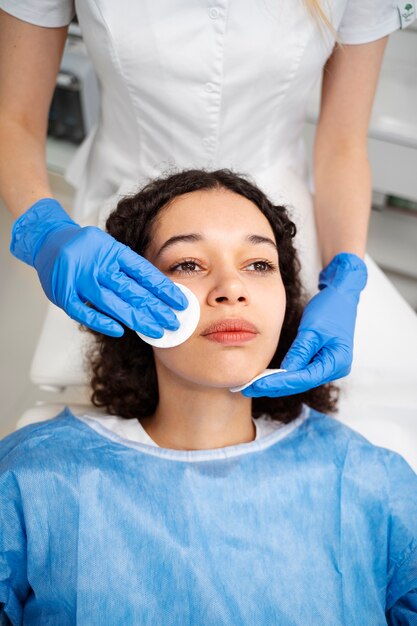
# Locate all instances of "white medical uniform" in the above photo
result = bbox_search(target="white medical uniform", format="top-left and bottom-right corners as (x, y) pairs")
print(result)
(2, 0), (417, 428)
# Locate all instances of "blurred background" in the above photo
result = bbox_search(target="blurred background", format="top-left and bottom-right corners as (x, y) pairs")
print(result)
(1, 20), (417, 438)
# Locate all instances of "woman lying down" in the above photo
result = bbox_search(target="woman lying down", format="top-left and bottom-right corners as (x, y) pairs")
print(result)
(1, 169), (416, 625)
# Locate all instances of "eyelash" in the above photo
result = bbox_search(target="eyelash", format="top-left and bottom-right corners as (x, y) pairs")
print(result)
(247, 260), (278, 273)
(169, 259), (202, 275)
(169, 258), (278, 275)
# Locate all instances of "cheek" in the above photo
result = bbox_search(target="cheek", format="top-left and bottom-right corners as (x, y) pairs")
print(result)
(153, 340), (202, 380)
(256, 276), (286, 322)
(259, 280), (286, 353)
(273, 281), (287, 328)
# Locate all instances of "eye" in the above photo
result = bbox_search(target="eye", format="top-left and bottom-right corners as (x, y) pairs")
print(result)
(169, 259), (203, 274)
(245, 260), (277, 272)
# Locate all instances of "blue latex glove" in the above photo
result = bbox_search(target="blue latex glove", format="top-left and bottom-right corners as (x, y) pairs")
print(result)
(242, 253), (368, 397)
(10, 198), (188, 337)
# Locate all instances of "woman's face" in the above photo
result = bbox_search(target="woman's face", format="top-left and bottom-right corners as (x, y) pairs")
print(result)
(145, 188), (286, 389)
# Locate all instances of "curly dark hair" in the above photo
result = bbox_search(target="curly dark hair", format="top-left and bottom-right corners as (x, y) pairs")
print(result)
(85, 168), (338, 424)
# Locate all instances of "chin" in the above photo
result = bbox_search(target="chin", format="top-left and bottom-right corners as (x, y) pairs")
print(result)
(156, 343), (276, 390)
(187, 362), (269, 390)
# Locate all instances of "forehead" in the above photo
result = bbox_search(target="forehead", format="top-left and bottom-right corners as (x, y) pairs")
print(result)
(151, 188), (275, 242)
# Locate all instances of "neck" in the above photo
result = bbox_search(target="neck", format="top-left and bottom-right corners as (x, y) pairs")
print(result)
(139, 362), (255, 451)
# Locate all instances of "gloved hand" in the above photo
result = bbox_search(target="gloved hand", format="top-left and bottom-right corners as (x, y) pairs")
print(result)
(10, 198), (188, 337)
(242, 253), (368, 398)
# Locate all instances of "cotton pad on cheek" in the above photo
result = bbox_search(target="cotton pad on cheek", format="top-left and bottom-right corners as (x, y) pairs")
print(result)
(229, 368), (286, 392)
(136, 283), (200, 348)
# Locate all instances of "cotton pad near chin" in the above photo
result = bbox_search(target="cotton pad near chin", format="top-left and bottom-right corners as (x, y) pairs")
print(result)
(229, 368), (286, 393)
(136, 283), (200, 348)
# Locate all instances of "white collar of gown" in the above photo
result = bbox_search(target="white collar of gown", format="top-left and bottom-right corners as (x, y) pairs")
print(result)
(81, 412), (285, 448)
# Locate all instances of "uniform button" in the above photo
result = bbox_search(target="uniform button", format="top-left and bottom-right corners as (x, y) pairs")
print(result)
(209, 7), (220, 19)
(205, 82), (215, 92)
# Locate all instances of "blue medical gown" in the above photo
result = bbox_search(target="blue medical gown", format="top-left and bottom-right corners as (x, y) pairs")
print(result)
(1, 407), (417, 625)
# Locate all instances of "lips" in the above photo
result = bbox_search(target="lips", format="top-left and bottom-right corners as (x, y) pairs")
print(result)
(201, 318), (259, 336)
(201, 318), (259, 345)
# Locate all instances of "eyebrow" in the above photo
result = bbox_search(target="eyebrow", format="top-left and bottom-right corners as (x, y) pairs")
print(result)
(155, 234), (203, 259)
(154, 233), (277, 259)
(247, 234), (277, 251)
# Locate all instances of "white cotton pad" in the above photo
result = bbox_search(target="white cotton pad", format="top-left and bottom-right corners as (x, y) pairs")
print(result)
(137, 283), (200, 348)
(229, 368), (286, 393)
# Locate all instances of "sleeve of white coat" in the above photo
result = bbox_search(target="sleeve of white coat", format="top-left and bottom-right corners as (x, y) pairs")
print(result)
(0, 0), (75, 28)
(338, 0), (416, 44)
(0, 452), (30, 626)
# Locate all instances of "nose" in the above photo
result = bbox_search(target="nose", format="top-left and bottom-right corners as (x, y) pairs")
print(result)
(207, 271), (249, 306)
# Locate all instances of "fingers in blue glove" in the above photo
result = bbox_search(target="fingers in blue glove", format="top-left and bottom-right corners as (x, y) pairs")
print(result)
(280, 329), (321, 372)
(67, 296), (124, 337)
(242, 344), (351, 398)
(119, 248), (188, 311)
(241, 365), (325, 398)
(100, 271), (181, 331)
(84, 282), (166, 338)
